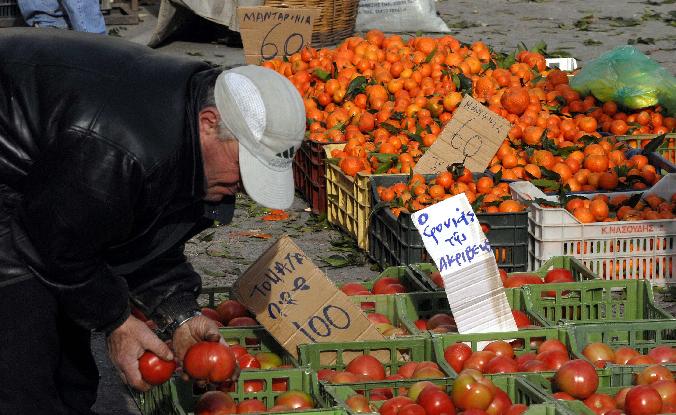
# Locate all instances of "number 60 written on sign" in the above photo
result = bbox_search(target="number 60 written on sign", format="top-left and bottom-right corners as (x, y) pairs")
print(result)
(291, 305), (351, 342)
(260, 23), (305, 60)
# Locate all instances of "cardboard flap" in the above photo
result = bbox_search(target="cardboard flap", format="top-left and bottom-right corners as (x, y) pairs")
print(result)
(414, 95), (511, 174)
(237, 6), (320, 65)
(232, 236), (384, 360)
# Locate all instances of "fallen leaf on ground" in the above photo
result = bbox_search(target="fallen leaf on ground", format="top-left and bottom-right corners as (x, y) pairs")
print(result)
(262, 210), (290, 221)
(229, 231), (273, 239)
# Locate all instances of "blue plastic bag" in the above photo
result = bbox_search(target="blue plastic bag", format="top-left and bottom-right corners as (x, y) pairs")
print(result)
(570, 46), (676, 114)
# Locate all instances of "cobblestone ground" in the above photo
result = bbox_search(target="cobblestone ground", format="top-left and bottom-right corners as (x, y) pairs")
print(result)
(60, 1), (675, 413)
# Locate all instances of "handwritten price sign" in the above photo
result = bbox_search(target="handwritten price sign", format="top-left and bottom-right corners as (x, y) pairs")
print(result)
(238, 7), (321, 65)
(414, 95), (511, 174)
(233, 236), (383, 359)
(412, 194), (517, 334)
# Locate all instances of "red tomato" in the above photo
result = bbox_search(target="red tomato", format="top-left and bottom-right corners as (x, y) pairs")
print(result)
(275, 391), (313, 409)
(450, 373), (494, 410)
(484, 356), (518, 374)
(614, 346), (640, 365)
(624, 385), (663, 415)
(537, 339), (568, 355)
(183, 342), (237, 383)
(243, 380), (264, 393)
(237, 399), (267, 414)
(228, 345), (248, 360)
(417, 386), (456, 415)
(380, 284), (408, 294)
(427, 313), (455, 330)
(195, 391), (237, 415)
(398, 362), (421, 378)
(238, 354), (261, 370)
(398, 403), (426, 415)
(341, 282), (370, 295)
(138, 351), (176, 386)
(486, 388), (512, 415)
(367, 313), (391, 324)
(511, 310), (531, 328)
(216, 300), (249, 324)
(463, 351), (496, 373)
(317, 368), (336, 381)
(407, 381), (438, 401)
(272, 376), (289, 392)
(521, 359), (548, 372)
(201, 307), (223, 322)
(650, 380), (676, 407)
(504, 275), (543, 288)
(552, 392), (575, 400)
(498, 269), (508, 285)
(372, 277), (401, 294)
(627, 355), (657, 365)
(582, 342), (615, 367)
(346, 355), (386, 381)
(228, 317), (258, 327)
(444, 343), (473, 373)
(584, 393), (617, 415)
(536, 350), (570, 371)
(636, 365), (674, 385)
(483, 341), (514, 359)
(647, 346), (676, 364)
(515, 353), (538, 371)
(615, 387), (632, 409)
(553, 359), (599, 399)
(379, 396), (415, 415)
(329, 371), (360, 384)
(345, 395), (371, 413)
(414, 320), (428, 331)
(544, 268), (574, 283)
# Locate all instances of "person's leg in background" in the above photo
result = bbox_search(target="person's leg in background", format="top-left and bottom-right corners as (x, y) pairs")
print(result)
(17, 0), (69, 28)
(60, 0), (107, 33)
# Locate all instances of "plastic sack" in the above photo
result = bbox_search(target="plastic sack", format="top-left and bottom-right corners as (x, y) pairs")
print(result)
(570, 45), (676, 114)
(355, 0), (450, 33)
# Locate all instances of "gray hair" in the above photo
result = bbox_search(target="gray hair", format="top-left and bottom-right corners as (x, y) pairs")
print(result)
(199, 73), (236, 142)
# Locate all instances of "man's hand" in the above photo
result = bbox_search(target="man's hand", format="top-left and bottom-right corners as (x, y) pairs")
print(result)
(171, 314), (223, 361)
(172, 315), (240, 384)
(106, 314), (173, 392)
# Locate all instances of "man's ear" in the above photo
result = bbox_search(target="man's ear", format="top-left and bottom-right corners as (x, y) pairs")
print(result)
(199, 107), (220, 140)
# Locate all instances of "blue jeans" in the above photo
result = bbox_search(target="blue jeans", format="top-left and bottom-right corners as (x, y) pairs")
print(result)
(18, 0), (106, 33)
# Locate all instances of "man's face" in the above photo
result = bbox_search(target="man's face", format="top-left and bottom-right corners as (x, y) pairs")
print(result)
(202, 137), (241, 202)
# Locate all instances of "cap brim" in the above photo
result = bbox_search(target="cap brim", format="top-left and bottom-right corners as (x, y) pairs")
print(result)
(238, 141), (294, 210)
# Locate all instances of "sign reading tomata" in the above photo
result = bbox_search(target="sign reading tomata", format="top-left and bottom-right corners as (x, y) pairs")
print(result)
(411, 193), (517, 334)
(237, 6), (321, 65)
(232, 236), (384, 359)
(414, 95), (511, 174)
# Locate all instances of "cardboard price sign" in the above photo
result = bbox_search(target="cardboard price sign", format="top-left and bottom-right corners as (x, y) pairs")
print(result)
(411, 194), (517, 334)
(414, 95), (511, 174)
(238, 6), (320, 65)
(232, 236), (384, 359)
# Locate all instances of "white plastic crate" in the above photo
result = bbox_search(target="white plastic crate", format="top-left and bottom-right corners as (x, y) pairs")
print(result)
(510, 174), (676, 286)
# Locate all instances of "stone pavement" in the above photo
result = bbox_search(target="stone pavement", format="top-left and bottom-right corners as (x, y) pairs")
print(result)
(14, 1), (672, 413)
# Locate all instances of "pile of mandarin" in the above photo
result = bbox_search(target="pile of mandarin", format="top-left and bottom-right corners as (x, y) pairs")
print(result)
(561, 193), (676, 223)
(262, 30), (675, 183)
(375, 171), (525, 217)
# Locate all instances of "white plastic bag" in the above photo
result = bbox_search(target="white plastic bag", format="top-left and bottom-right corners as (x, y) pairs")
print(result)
(355, 0), (450, 33)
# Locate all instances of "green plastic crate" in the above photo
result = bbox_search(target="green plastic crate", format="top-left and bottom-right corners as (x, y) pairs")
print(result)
(297, 336), (446, 379)
(132, 366), (343, 415)
(394, 290), (528, 335)
(321, 375), (566, 415)
(566, 320), (676, 370)
(409, 256), (598, 292)
(522, 280), (674, 327)
(523, 366), (676, 415)
(431, 327), (574, 377)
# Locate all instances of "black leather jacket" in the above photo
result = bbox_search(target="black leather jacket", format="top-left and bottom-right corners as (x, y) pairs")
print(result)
(0, 28), (219, 334)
